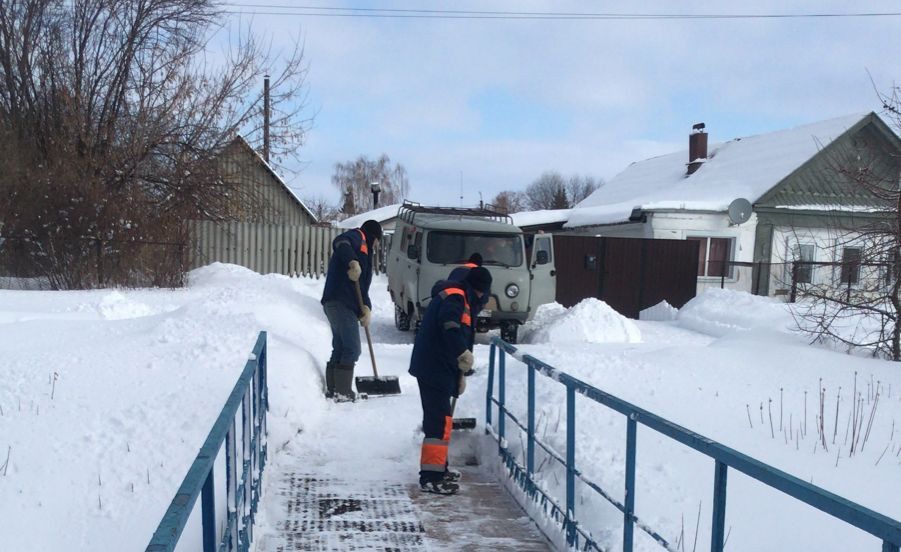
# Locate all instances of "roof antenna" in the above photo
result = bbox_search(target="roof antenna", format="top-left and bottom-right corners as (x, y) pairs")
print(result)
(459, 171), (463, 207)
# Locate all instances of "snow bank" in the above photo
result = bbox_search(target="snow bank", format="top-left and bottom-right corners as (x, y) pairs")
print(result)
(522, 299), (641, 344)
(639, 300), (678, 321)
(676, 288), (793, 337)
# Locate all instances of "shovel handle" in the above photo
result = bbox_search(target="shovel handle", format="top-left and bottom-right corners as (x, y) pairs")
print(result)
(354, 280), (379, 378)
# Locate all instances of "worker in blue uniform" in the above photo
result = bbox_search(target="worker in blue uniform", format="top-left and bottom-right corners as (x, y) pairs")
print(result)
(408, 267), (492, 494)
(321, 219), (383, 401)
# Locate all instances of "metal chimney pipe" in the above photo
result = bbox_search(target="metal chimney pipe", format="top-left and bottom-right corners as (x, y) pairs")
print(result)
(263, 75), (271, 163)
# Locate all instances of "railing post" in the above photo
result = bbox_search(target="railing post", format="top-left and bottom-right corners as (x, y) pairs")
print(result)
(624, 415), (637, 552)
(226, 421), (238, 551)
(711, 460), (728, 552)
(486, 342), (496, 429)
(527, 359), (536, 494)
(498, 347), (506, 448)
(201, 469), (216, 552)
(565, 380), (576, 547)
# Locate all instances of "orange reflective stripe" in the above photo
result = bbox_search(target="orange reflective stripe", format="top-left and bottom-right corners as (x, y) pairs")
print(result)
(420, 443), (448, 467)
(443, 415), (453, 441)
(357, 229), (369, 255)
(463, 262), (477, 268)
(439, 288), (472, 328)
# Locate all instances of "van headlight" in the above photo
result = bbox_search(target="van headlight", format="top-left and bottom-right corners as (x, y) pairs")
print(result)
(505, 284), (520, 298)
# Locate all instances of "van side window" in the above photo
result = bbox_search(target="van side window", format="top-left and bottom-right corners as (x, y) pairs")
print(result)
(535, 236), (552, 265)
(399, 227), (410, 252)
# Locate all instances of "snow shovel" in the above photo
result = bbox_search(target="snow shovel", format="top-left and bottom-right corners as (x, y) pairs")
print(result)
(451, 397), (476, 430)
(353, 280), (401, 396)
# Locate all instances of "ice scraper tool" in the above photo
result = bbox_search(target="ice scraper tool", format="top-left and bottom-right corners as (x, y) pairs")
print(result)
(353, 281), (401, 396)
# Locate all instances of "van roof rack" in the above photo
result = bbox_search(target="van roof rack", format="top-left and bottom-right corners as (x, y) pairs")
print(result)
(397, 200), (513, 225)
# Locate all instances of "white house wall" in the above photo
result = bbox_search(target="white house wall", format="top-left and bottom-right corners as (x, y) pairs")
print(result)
(648, 212), (759, 295)
(769, 225), (872, 298)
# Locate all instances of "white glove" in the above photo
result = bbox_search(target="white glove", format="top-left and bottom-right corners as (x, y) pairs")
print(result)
(347, 260), (361, 282)
(359, 305), (371, 328)
(457, 349), (474, 373)
(457, 372), (467, 396)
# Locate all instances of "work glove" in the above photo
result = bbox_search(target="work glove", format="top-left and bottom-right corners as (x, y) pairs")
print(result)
(358, 305), (371, 328)
(457, 371), (467, 396)
(347, 260), (362, 282)
(457, 349), (474, 373)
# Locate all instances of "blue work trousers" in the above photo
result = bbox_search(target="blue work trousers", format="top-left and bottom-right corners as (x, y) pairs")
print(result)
(323, 300), (362, 365)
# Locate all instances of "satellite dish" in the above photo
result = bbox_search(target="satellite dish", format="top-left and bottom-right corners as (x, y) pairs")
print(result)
(727, 198), (752, 225)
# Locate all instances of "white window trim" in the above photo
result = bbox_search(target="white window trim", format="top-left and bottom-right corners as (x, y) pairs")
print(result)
(783, 240), (818, 286)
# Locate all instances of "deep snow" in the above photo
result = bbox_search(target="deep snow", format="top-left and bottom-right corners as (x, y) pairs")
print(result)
(0, 264), (899, 551)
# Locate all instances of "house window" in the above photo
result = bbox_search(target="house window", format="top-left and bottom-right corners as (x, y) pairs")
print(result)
(687, 236), (733, 277)
(784, 243), (816, 284)
(885, 248), (899, 288)
(840, 247), (861, 285)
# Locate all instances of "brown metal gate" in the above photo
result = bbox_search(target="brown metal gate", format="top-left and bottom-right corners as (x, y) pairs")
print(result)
(553, 235), (699, 318)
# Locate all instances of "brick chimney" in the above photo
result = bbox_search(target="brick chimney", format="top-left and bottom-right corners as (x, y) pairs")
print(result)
(687, 122), (707, 175)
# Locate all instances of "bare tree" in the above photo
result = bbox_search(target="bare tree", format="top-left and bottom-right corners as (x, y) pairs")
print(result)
(303, 195), (341, 223)
(790, 94), (901, 360)
(567, 174), (603, 205)
(521, 171), (602, 211)
(524, 171), (568, 210)
(331, 154), (409, 216)
(491, 190), (527, 213)
(0, 0), (312, 289)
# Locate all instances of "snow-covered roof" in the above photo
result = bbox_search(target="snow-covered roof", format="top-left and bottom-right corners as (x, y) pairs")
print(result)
(337, 203), (403, 229)
(510, 209), (571, 228)
(566, 113), (869, 228)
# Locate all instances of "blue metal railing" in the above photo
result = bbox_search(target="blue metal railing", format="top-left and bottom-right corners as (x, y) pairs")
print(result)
(486, 336), (901, 552)
(146, 331), (269, 552)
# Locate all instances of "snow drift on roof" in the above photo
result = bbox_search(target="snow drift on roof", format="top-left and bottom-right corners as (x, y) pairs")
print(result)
(510, 209), (571, 228)
(566, 113), (868, 228)
(337, 203), (403, 229)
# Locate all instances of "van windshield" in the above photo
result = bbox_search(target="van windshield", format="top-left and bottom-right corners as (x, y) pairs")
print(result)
(426, 231), (523, 267)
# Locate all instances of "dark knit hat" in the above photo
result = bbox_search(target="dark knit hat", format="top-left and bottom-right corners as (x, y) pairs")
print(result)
(361, 219), (383, 245)
(465, 266), (492, 294)
(468, 252), (483, 266)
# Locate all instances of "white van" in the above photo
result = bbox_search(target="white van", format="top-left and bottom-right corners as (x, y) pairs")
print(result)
(386, 202), (555, 343)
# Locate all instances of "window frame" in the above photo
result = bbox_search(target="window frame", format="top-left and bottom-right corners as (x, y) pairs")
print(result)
(783, 240), (817, 286)
(686, 235), (736, 279)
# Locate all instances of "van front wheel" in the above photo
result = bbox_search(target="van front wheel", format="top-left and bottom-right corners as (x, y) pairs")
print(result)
(500, 322), (519, 344)
(394, 304), (411, 331)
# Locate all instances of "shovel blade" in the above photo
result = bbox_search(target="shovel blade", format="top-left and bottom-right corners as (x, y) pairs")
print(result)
(355, 376), (401, 396)
(452, 417), (477, 430)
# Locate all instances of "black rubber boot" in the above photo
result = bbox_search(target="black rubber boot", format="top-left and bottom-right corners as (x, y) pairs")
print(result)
(325, 361), (336, 398)
(334, 363), (356, 402)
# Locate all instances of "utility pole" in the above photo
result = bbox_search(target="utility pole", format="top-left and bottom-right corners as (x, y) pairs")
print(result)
(263, 75), (271, 163)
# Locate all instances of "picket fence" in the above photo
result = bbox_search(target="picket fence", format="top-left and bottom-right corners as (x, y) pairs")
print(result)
(188, 221), (342, 278)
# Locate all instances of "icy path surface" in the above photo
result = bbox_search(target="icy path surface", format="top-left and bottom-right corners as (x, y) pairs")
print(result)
(253, 292), (550, 551)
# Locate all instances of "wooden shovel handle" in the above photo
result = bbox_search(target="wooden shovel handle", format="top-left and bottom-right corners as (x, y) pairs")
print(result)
(354, 280), (379, 377)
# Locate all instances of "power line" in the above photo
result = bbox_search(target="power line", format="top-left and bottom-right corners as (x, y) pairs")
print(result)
(220, 4), (901, 21)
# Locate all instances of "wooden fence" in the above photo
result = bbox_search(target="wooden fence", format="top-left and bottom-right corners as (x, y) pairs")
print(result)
(188, 221), (341, 278)
(188, 221), (389, 278)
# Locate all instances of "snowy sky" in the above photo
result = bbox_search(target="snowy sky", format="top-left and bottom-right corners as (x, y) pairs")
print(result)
(216, 1), (901, 208)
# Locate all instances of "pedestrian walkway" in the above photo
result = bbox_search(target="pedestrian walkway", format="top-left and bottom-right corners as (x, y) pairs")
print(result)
(256, 465), (550, 551)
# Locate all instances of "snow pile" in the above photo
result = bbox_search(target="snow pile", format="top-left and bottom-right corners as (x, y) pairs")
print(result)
(676, 288), (793, 337)
(97, 291), (159, 319)
(523, 299), (641, 344)
(639, 300), (678, 321)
